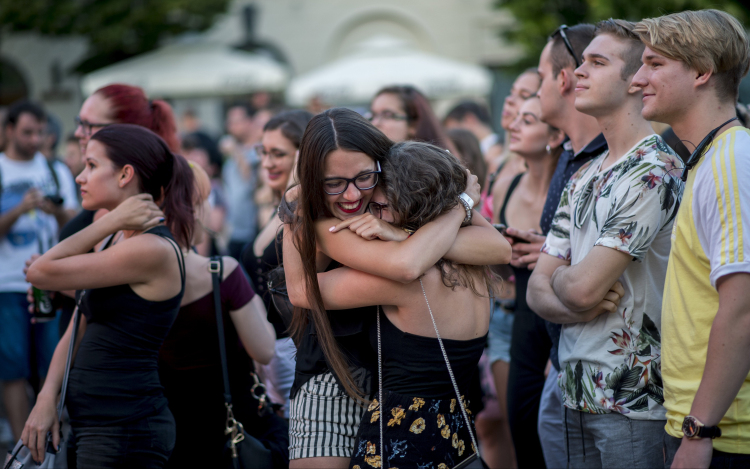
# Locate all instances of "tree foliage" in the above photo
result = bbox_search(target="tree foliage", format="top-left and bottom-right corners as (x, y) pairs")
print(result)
(496, 0), (750, 69)
(0, 0), (230, 73)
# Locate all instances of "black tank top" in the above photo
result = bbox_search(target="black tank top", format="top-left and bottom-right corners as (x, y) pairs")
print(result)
(499, 173), (532, 313)
(371, 310), (486, 399)
(67, 225), (185, 427)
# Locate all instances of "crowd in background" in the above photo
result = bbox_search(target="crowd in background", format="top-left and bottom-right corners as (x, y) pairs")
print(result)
(1, 7), (749, 469)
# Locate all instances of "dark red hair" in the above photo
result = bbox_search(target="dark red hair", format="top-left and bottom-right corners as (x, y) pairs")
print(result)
(91, 124), (194, 248)
(95, 84), (180, 152)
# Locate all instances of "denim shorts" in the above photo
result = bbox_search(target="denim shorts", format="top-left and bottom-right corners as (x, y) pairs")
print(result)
(0, 291), (59, 381)
(487, 299), (515, 365)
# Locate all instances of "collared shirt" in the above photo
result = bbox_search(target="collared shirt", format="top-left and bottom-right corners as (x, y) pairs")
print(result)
(543, 134), (684, 419)
(541, 134), (608, 371)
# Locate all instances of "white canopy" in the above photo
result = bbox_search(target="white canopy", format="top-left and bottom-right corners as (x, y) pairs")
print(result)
(81, 42), (289, 98)
(287, 36), (492, 106)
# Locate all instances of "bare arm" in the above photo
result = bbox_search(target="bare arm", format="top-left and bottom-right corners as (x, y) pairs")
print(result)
(550, 246), (632, 312)
(26, 195), (167, 291)
(22, 310), (87, 463)
(671, 272), (750, 469)
(443, 212), (512, 265)
(527, 252), (624, 324)
(230, 295), (277, 365)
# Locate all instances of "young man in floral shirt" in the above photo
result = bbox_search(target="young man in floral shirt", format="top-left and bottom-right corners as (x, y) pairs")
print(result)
(632, 10), (750, 469)
(527, 19), (684, 467)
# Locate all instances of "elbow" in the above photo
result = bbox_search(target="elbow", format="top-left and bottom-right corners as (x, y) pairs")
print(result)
(562, 282), (601, 312)
(255, 343), (275, 365)
(26, 263), (51, 290)
(288, 288), (310, 309)
(396, 259), (423, 283)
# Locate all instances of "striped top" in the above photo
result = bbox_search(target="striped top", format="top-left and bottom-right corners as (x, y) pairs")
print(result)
(662, 126), (750, 454)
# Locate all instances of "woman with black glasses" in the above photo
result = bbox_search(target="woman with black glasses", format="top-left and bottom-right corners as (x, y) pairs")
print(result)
(282, 108), (510, 469)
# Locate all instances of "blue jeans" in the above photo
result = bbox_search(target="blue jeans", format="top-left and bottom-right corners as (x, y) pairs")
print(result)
(0, 291), (59, 380)
(664, 432), (750, 469)
(68, 407), (175, 469)
(487, 300), (514, 364)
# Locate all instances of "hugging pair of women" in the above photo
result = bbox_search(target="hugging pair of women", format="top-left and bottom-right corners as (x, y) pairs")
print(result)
(283, 108), (511, 469)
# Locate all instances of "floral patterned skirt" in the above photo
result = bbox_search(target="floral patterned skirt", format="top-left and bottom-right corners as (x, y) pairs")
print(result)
(349, 390), (477, 469)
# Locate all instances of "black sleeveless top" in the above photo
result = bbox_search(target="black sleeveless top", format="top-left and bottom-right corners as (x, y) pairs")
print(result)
(499, 173), (532, 314)
(241, 225), (288, 339)
(67, 225), (185, 427)
(371, 310), (486, 398)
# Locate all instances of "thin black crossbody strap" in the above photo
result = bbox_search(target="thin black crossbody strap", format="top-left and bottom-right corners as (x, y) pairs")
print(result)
(57, 291), (84, 418)
(210, 256), (232, 404)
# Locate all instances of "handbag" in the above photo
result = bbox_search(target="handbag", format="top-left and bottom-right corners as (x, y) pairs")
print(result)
(375, 279), (489, 469)
(4, 291), (85, 469)
(209, 257), (275, 469)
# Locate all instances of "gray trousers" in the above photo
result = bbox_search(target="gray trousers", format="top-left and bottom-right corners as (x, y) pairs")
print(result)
(538, 370), (566, 469)
(563, 409), (665, 469)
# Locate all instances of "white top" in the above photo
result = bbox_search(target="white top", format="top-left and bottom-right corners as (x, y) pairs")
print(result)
(479, 133), (500, 155)
(0, 152), (79, 292)
(542, 134), (684, 420)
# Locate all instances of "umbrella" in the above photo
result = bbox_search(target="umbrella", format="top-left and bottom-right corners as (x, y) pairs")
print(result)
(81, 42), (289, 98)
(286, 35), (492, 106)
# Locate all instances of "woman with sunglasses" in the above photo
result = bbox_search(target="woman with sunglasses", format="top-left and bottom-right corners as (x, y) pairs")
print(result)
(159, 163), (287, 469)
(286, 141), (507, 468)
(240, 110), (313, 417)
(282, 108), (510, 469)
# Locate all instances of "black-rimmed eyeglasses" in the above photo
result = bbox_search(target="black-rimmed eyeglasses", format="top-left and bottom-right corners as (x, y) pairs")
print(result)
(323, 161), (381, 195)
(368, 201), (388, 219)
(75, 116), (115, 136)
(553, 25), (581, 68)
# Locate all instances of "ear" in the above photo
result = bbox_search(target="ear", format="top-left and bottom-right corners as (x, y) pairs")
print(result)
(694, 68), (713, 90)
(117, 164), (137, 188)
(558, 68), (575, 96)
(548, 128), (566, 150)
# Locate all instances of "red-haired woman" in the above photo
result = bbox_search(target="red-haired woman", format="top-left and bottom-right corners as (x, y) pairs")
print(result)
(23, 124), (194, 468)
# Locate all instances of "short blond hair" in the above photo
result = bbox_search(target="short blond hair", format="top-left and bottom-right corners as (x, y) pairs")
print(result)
(634, 9), (750, 102)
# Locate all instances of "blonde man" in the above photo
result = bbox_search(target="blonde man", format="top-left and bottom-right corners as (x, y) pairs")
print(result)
(632, 9), (750, 469)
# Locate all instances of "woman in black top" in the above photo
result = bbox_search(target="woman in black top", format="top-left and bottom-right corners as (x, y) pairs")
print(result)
(288, 142), (510, 468)
(283, 109), (511, 468)
(23, 124), (194, 468)
(241, 110), (312, 417)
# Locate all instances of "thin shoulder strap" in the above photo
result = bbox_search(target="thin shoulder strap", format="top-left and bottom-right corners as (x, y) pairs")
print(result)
(210, 256), (233, 404)
(58, 291), (85, 419)
(147, 229), (186, 288)
(498, 172), (524, 226)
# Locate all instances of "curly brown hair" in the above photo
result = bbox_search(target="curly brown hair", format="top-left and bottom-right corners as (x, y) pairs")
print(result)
(383, 141), (496, 297)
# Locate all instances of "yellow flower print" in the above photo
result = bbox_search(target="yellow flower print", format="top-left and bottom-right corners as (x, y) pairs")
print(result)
(471, 442), (476, 453)
(387, 406), (406, 427)
(441, 425), (451, 439)
(457, 440), (465, 456)
(370, 411), (380, 423)
(364, 454), (381, 468)
(366, 441), (376, 455)
(452, 433), (458, 448)
(450, 399), (456, 413)
(368, 399), (379, 412)
(409, 417), (426, 434)
(409, 397), (425, 411)
(438, 464), (448, 469)
(437, 414), (446, 428)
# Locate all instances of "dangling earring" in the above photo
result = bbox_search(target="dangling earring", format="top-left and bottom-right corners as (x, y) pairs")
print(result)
(546, 144), (551, 154)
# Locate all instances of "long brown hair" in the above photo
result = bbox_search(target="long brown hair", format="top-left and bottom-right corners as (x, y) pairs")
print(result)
(290, 108), (393, 401)
(383, 141), (495, 297)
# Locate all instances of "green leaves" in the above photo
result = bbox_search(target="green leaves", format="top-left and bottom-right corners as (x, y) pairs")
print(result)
(0, 0), (230, 73)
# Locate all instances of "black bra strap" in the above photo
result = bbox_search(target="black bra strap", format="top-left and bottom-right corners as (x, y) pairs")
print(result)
(498, 172), (525, 226)
(147, 230), (186, 289)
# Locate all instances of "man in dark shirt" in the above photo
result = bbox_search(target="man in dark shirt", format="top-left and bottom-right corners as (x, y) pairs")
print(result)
(502, 24), (607, 469)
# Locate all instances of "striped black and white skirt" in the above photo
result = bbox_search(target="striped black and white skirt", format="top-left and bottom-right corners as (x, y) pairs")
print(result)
(289, 372), (365, 459)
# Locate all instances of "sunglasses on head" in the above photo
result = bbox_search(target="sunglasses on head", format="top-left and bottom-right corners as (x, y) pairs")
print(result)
(553, 25), (581, 69)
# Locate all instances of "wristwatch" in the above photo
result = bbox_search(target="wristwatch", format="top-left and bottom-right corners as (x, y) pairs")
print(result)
(682, 415), (722, 439)
(458, 193), (473, 227)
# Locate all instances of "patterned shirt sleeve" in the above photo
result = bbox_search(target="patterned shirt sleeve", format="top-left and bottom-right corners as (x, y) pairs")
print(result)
(694, 132), (750, 288)
(595, 153), (682, 261)
(542, 178), (574, 261)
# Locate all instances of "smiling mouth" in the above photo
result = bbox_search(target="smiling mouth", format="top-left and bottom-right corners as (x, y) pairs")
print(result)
(337, 199), (363, 214)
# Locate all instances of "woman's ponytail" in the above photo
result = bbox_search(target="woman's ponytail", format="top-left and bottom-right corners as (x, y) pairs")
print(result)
(162, 153), (195, 248)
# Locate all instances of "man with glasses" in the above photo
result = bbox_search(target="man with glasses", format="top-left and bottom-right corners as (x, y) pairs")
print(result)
(0, 101), (78, 442)
(528, 19), (684, 468)
(631, 10), (750, 468)
(502, 23), (603, 469)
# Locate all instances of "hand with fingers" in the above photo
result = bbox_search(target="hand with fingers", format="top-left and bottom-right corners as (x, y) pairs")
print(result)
(464, 170), (481, 207)
(581, 281), (625, 322)
(504, 227), (546, 270)
(106, 194), (165, 232)
(329, 213), (409, 241)
(21, 394), (60, 463)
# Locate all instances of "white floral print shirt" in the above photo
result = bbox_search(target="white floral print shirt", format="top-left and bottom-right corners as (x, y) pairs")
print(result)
(542, 134), (684, 420)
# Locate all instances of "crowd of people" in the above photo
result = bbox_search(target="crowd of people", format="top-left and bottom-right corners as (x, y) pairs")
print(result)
(0, 7), (749, 469)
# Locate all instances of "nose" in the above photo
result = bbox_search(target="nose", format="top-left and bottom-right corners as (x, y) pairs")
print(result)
(631, 65), (647, 88)
(574, 64), (585, 79)
(342, 182), (362, 201)
(261, 154), (274, 170)
(75, 171), (84, 185)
